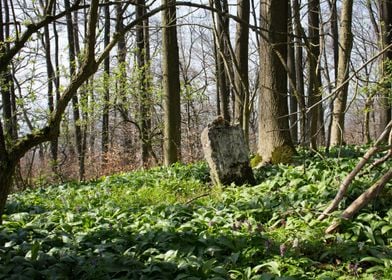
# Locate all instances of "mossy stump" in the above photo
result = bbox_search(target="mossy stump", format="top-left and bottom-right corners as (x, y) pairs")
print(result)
(201, 118), (255, 186)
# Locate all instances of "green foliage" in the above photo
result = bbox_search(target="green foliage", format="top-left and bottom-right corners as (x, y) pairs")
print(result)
(1, 150), (392, 279)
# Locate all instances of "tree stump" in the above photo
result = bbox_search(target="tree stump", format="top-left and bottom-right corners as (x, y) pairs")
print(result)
(201, 117), (255, 186)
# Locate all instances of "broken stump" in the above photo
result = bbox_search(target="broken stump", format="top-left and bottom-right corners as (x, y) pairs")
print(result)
(201, 118), (255, 186)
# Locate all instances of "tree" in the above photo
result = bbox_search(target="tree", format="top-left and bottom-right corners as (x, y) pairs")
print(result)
(162, 0), (181, 165)
(378, 0), (392, 134)
(212, 0), (231, 122)
(325, 0), (339, 149)
(234, 0), (250, 141)
(330, 0), (354, 146)
(292, 0), (306, 145)
(101, 0), (110, 165)
(307, 0), (323, 149)
(136, 0), (153, 166)
(287, 0), (298, 144)
(0, 0), (174, 223)
(0, 0), (101, 223)
(258, 0), (295, 163)
(65, 0), (85, 180)
(40, 0), (59, 174)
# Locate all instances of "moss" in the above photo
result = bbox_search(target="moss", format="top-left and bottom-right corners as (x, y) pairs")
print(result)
(250, 153), (263, 168)
(271, 145), (294, 164)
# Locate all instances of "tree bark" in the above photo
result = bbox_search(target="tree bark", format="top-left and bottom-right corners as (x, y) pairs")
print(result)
(292, 0), (306, 145)
(307, 0), (323, 150)
(136, 0), (153, 166)
(162, 0), (181, 165)
(330, 0), (354, 146)
(258, 0), (295, 163)
(288, 0), (298, 145)
(378, 0), (392, 135)
(234, 0), (250, 142)
(101, 0), (110, 166)
(212, 0), (231, 122)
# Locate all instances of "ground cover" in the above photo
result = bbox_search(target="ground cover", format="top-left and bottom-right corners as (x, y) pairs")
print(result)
(0, 147), (391, 279)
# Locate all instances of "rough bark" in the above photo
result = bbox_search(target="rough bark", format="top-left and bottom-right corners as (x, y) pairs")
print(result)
(258, 0), (295, 163)
(162, 0), (181, 165)
(330, 0), (354, 146)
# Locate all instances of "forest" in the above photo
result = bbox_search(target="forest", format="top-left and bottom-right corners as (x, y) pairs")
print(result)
(0, 0), (392, 278)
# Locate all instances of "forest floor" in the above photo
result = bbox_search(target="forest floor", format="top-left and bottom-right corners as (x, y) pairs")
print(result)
(1, 146), (392, 279)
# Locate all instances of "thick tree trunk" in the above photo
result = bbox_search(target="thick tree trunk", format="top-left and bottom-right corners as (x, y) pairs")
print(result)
(258, 0), (295, 163)
(330, 0), (354, 146)
(378, 0), (392, 135)
(162, 0), (181, 165)
(0, 159), (15, 224)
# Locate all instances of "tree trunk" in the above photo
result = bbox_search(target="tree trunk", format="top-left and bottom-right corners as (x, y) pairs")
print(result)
(258, 0), (295, 163)
(330, 0), (354, 146)
(234, 0), (250, 142)
(43, 21), (59, 173)
(0, 159), (15, 224)
(292, 0), (306, 145)
(307, 0), (323, 150)
(136, 0), (153, 166)
(288, 0), (298, 145)
(378, 0), (392, 135)
(213, 0), (231, 122)
(65, 0), (85, 180)
(162, 0), (181, 165)
(101, 0), (110, 166)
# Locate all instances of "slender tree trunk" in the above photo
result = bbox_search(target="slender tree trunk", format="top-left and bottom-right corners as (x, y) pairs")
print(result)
(292, 0), (306, 145)
(258, 0), (295, 163)
(136, 0), (153, 166)
(288, 0), (298, 145)
(308, 0), (322, 150)
(234, 0), (250, 142)
(330, 0), (354, 146)
(65, 0), (85, 179)
(212, 0), (231, 122)
(101, 0), (110, 166)
(162, 0), (181, 165)
(326, 0), (339, 150)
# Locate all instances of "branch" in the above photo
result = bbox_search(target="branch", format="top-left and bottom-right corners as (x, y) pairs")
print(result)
(318, 120), (392, 221)
(0, 0), (82, 71)
(326, 169), (392, 234)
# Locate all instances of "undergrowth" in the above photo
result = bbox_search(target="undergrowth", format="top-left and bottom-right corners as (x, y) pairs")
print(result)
(1, 147), (391, 279)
